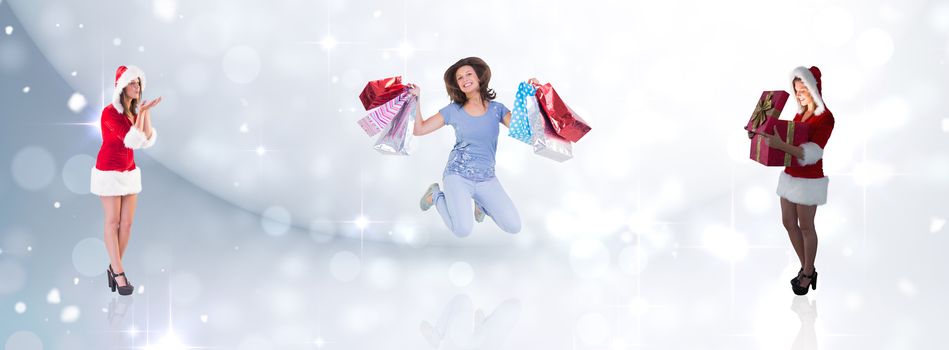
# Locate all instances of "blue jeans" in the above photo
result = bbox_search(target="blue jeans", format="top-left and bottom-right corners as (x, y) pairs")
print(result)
(433, 174), (521, 237)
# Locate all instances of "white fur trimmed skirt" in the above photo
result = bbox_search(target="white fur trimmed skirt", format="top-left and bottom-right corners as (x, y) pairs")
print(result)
(776, 172), (829, 206)
(90, 167), (142, 196)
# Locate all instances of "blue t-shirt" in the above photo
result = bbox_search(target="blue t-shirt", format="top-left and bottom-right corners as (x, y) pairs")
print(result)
(439, 101), (511, 182)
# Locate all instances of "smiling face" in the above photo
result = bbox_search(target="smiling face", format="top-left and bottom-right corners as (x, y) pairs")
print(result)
(455, 65), (480, 95)
(443, 57), (496, 105)
(794, 79), (813, 108)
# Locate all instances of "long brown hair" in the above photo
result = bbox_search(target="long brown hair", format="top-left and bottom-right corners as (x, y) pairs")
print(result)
(443, 57), (496, 105)
(121, 78), (140, 119)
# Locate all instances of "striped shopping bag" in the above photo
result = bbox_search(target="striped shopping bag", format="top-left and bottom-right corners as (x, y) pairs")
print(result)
(357, 90), (409, 136)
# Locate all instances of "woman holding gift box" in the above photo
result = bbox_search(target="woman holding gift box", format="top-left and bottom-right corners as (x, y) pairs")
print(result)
(409, 57), (530, 237)
(757, 66), (835, 295)
(90, 65), (161, 295)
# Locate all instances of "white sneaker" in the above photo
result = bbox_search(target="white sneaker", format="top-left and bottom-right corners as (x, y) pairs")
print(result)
(474, 204), (485, 223)
(420, 183), (439, 211)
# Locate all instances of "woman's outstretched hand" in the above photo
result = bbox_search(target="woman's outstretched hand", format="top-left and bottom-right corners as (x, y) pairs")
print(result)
(140, 97), (162, 114)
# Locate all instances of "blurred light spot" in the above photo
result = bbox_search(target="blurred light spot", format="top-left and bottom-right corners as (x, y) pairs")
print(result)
(397, 42), (413, 58)
(931, 217), (946, 233)
(47, 288), (61, 304)
(60, 305), (80, 322)
(320, 35), (337, 51)
(898, 279), (917, 297)
(355, 215), (369, 230)
(153, 0), (178, 22)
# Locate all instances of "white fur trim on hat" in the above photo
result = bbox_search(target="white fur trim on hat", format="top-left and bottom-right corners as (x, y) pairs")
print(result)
(777, 172), (828, 206)
(112, 65), (146, 114)
(791, 66), (825, 115)
(797, 142), (823, 166)
(90, 167), (142, 196)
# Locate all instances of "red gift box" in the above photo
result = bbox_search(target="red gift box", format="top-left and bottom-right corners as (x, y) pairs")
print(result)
(749, 119), (810, 167)
(744, 90), (808, 166)
(360, 76), (405, 110)
(534, 82), (591, 142)
(745, 90), (790, 137)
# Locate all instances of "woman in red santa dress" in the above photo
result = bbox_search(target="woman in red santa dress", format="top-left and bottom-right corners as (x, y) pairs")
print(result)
(90, 65), (161, 296)
(757, 66), (835, 295)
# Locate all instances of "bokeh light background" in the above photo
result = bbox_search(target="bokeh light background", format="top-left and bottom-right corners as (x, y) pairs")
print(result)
(1, 0), (948, 349)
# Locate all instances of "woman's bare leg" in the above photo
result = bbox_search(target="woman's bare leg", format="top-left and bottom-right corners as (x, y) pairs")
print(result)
(796, 203), (819, 286)
(780, 198), (805, 268)
(100, 196), (125, 286)
(118, 194), (138, 259)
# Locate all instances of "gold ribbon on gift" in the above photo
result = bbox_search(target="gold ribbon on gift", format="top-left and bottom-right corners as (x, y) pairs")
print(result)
(750, 92), (775, 132)
(783, 122), (796, 166)
(755, 135), (764, 163)
(753, 121), (796, 166)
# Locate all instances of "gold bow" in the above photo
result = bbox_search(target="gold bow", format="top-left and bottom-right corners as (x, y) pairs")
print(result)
(750, 92), (775, 131)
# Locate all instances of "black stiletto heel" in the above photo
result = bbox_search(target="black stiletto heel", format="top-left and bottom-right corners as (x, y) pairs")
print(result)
(107, 266), (116, 292)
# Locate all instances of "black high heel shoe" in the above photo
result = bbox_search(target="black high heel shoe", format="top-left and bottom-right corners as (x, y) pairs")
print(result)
(790, 268), (804, 285)
(108, 265), (135, 296)
(792, 270), (817, 295)
(107, 265), (116, 293)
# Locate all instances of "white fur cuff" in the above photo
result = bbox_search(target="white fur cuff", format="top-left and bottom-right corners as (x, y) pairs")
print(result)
(123, 127), (157, 149)
(142, 128), (157, 149)
(798, 142), (823, 166)
(123, 127), (147, 149)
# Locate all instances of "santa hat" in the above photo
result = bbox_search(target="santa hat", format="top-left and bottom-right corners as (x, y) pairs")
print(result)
(790, 66), (825, 115)
(112, 65), (146, 114)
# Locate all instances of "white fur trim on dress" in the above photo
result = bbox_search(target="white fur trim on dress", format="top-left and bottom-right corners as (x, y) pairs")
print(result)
(111, 65), (146, 114)
(777, 172), (828, 206)
(798, 142), (823, 166)
(791, 66), (825, 115)
(90, 167), (142, 196)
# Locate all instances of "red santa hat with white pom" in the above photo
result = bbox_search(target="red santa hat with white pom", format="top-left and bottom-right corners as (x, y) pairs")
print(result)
(111, 65), (146, 114)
